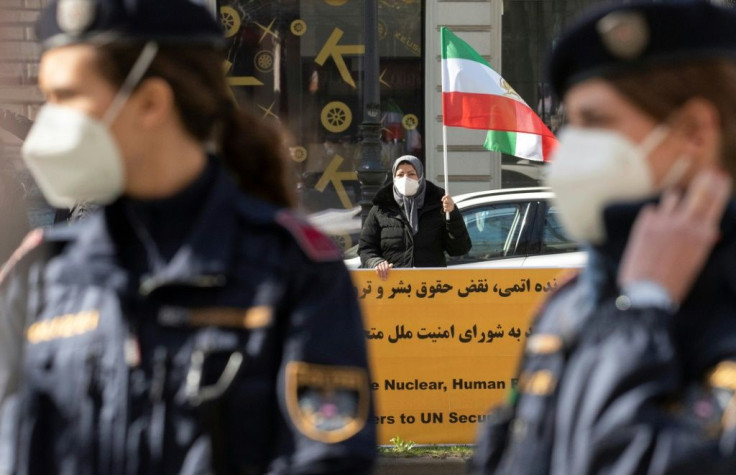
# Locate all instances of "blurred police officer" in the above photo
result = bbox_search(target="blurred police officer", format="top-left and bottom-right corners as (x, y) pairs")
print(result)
(0, 1), (376, 473)
(471, 1), (736, 473)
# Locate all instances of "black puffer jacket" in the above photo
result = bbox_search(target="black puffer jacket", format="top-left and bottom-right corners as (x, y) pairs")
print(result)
(359, 181), (471, 268)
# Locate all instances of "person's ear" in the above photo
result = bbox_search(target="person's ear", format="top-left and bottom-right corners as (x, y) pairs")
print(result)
(130, 78), (175, 130)
(671, 98), (722, 168)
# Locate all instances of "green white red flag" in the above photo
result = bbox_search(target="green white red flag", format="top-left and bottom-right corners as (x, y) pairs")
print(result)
(441, 27), (557, 162)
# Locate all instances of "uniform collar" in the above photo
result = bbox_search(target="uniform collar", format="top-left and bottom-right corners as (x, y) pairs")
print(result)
(47, 161), (279, 292)
(135, 166), (240, 290)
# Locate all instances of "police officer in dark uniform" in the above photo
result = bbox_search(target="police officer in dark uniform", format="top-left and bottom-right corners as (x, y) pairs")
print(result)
(471, 1), (736, 473)
(0, 1), (376, 473)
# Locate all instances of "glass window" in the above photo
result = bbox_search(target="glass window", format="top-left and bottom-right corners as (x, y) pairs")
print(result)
(450, 202), (531, 263)
(499, 0), (601, 189)
(216, 0), (424, 218)
(541, 205), (578, 254)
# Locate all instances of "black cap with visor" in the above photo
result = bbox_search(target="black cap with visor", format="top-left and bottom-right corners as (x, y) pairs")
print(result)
(547, 0), (736, 99)
(35, 0), (224, 49)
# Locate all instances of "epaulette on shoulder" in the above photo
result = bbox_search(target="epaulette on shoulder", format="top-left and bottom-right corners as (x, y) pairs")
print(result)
(275, 210), (342, 262)
(554, 268), (580, 292)
(0, 228), (44, 286)
(528, 268), (581, 319)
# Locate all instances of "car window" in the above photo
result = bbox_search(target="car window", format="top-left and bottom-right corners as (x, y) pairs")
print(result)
(450, 202), (530, 263)
(541, 205), (578, 254)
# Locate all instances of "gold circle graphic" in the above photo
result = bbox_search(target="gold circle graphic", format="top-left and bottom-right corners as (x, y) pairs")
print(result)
(290, 19), (307, 36)
(220, 6), (241, 38)
(324, 0), (349, 5)
(321, 101), (352, 133)
(254, 51), (274, 73)
(290, 146), (308, 163)
(402, 114), (419, 131)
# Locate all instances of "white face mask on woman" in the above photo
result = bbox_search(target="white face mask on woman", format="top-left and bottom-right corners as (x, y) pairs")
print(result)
(545, 125), (689, 245)
(22, 43), (159, 208)
(394, 176), (420, 196)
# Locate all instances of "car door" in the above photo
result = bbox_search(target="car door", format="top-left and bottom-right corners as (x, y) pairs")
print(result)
(447, 199), (535, 267)
(523, 200), (586, 268)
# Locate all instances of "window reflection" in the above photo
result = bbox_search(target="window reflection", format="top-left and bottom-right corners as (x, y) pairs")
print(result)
(217, 0), (424, 217)
(455, 202), (530, 263)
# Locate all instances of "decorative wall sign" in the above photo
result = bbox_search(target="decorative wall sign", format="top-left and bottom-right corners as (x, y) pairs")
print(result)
(254, 50), (274, 72)
(315, 154), (358, 209)
(315, 28), (365, 88)
(402, 114), (418, 131)
(321, 101), (352, 133)
(219, 6), (241, 38)
(290, 19), (307, 36)
(290, 146), (308, 163)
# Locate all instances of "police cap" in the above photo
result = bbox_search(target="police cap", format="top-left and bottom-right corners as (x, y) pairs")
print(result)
(36, 0), (224, 49)
(548, 0), (736, 98)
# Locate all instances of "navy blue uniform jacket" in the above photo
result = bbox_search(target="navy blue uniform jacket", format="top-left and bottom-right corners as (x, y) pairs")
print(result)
(471, 201), (736, 475)
(0, 162), (376, 474)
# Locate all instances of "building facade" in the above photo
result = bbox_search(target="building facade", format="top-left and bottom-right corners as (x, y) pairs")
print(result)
(2, 0), (607, 223)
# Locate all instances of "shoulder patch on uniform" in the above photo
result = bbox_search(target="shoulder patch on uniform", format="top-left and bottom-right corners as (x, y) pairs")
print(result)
(285, 361), (369, 443)
(275, 211), (342, 262)
(0, 228), (44, 286)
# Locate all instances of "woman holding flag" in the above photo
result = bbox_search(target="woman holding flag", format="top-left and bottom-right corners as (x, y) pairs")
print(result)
(471, 1), (736, 474)
(358, 155), (471, 280)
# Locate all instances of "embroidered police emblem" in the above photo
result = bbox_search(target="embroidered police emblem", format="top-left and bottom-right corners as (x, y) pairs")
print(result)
(286, 362), (369, 443)
(57, 0), (96, 35)
(596, 11), (650, 60)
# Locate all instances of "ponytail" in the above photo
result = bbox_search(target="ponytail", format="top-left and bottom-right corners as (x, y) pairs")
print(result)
(94, 43), (296, 208)
(219, 103), (296, 208)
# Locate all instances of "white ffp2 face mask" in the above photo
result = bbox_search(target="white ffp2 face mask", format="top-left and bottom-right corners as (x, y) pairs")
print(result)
(545, 125), (674, 245)
(394, 176), (420, 196)
(22, 104), (125, 208)
(21, 42), (159, 209)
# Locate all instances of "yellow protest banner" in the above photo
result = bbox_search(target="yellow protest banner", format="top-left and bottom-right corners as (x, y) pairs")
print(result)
(351, 267), (576, 445)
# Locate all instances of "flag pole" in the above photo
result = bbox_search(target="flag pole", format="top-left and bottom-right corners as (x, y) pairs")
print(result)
(442, 124), (450, 221)
(440, 27), (450, 221)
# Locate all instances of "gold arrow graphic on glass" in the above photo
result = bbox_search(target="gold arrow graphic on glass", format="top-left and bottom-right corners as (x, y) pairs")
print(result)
(379, 69), (391, 88)
(315, 154), (357, 209)
(223, 60), (263, 87)
(315, 28), (365, 88)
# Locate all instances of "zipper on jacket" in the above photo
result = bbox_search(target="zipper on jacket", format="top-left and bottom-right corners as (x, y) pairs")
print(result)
(408, 227), (415, 267)
(393, 210), (415, 268)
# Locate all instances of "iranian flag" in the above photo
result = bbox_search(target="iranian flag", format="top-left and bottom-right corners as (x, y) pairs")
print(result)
(441, 27), (557, 162)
